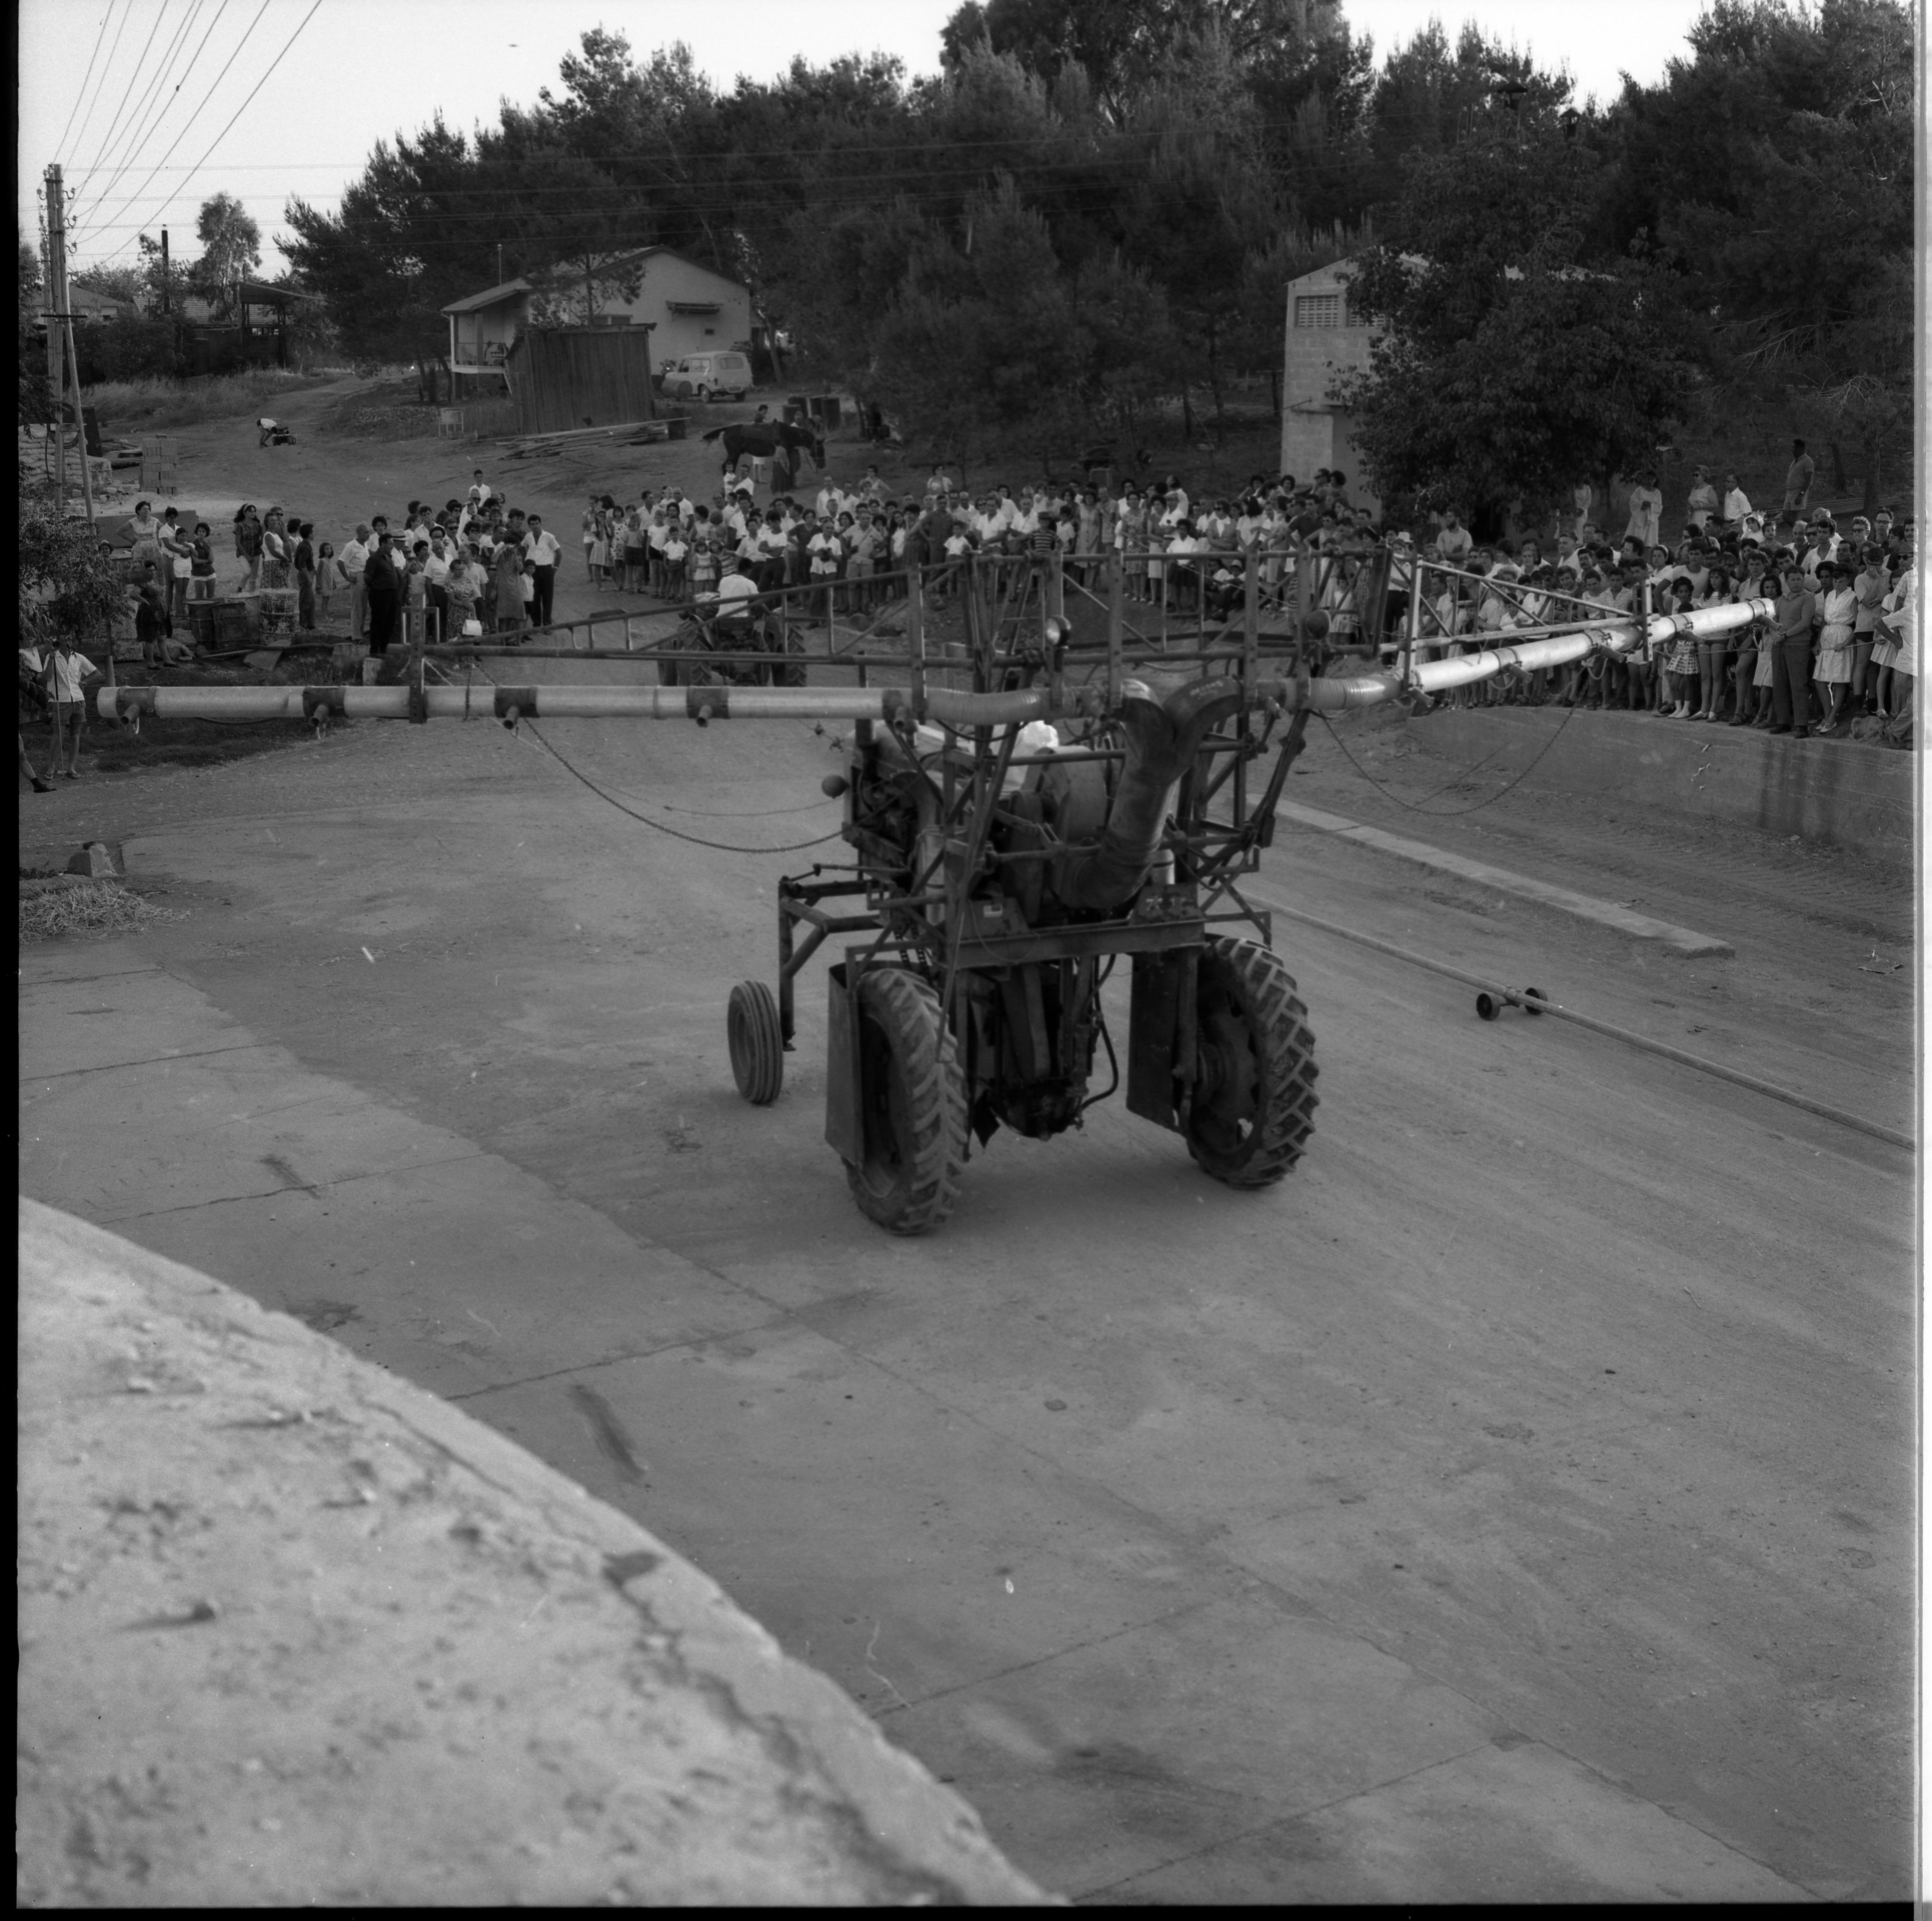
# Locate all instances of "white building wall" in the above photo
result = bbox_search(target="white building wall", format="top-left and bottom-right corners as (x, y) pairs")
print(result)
(605, 253), (753, 366)
(1280, 261), (1381, 515)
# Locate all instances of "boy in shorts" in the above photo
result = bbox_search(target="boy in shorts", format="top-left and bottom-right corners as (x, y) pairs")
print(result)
(43, 634), (99, 780)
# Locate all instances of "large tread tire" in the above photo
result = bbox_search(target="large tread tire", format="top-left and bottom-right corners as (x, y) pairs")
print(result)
(659, 625), (716, 689)
(728, 981), (783, 1105)
(845, 969), (966, 1235)
(1184, 936), (1318, 1188)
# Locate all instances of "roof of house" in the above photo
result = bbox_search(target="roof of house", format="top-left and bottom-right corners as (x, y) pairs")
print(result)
(581, 246), (749, 293)
(442, 248), (748, 321)
(441, 277), (533, 316)
(67, 284), (134, 319)
(236, 278), (321, 306)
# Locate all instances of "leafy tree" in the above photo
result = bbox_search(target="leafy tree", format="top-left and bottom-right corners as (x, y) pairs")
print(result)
(80, 311), (185, 381)
(1337, 119), (1701, 529)
(284, 118), (508, 393)
(188, 192), (262, 319)
(20, 503), (124, 643)
(1111, 27), (1284, 429)
(69, 264), (145, 307)
(135, 231), (194, 312)
(19, 229), (54, 424)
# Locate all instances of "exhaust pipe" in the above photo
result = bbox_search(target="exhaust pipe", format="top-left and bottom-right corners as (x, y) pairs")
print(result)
(1055, 677), (1244, 913)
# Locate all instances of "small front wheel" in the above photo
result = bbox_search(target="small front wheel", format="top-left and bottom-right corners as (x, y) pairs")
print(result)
(728, 981), (783, 1104)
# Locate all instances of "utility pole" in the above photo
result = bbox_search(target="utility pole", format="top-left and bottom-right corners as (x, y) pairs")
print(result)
(44, 165), (96, 529)
(161, 228), (170, 314)
(497, 241), (504, 285)
(44, 165), (68, 515)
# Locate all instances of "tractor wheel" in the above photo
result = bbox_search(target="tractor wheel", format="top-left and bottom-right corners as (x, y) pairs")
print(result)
(1183, 936), (1319, 1188)
(727, 981), (783, 1105)
(659, 625), (714, 688)
(845, 969), (966, 1235)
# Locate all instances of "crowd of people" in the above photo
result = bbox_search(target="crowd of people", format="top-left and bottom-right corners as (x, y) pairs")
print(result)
(1384, 441), (1916, 744)
(57, 440), (1916, 764)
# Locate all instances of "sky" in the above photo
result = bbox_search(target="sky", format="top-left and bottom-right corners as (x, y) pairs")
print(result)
(20, 0), (1716, 278)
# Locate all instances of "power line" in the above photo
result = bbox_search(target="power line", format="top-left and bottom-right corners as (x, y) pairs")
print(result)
(81, 0), (192, 196)
(74, 0), (209, 245)
(54, 3), (117, 165)
(74, 0), (177, 205)
(81, 0), (238, 248)
(83, 0), (275, 261)
(64, 0), (135, 175)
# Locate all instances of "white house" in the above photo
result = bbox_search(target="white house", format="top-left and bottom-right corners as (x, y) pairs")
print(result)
(443, 248), (752, 386)
(1280, 259), (1380, 516)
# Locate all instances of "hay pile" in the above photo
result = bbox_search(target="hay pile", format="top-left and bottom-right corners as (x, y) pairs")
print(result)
(18, 877), (181, 944)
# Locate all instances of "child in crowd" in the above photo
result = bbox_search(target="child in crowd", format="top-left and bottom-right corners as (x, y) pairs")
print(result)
(190, 522), (217, 603)
(687, 535), (719, 599)
(660, 522), (689, 603)
(1663, 576), (1700, 716)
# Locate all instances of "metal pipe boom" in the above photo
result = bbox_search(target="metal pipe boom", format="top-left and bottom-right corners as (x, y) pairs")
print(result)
(95, 600), (1774, 729)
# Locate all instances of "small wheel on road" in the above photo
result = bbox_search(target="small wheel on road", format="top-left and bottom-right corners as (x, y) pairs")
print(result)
(1523, 987), (1546, 1015)
(696, 384), (712, 403)
(1184, 937), (1318, 1187)
(728, 981), (783, 1104)
(1476, 992), (1500, 1021)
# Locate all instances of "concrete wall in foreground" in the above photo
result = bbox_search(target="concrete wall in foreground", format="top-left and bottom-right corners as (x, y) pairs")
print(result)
(16, 1200), (1051, 1908)
(1405, 708), (1912, 862)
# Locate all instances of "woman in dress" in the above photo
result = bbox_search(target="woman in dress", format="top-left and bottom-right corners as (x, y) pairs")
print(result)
(1693, 567), (1736, 721)
(259, 511), (289, 591)
(493, 539), (526, 633)
(1812, 562), (1858, 733)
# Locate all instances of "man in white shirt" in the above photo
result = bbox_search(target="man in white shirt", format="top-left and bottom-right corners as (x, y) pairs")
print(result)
(707, 558), (761, 630)
(42, 634), (100, 780)
(1433, 511), (1474, 562)
(338, 525), (371, 639)
(1720, 472), (1751, 527)
(522, 516), (563, 624)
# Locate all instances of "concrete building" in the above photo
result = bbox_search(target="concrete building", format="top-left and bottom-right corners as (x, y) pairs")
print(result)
(443, 249), (752, 389)
(1279, 259), (1380, 516)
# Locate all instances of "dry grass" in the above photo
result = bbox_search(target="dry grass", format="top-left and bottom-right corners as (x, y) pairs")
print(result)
(79, 368), (346, 433)
(19, 878), (182, 944)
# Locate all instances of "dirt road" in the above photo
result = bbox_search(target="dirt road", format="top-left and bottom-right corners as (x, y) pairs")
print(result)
(18, 634), (1912, 1901)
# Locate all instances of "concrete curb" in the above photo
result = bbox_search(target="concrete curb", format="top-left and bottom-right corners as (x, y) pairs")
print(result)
(1273, 801), (1734, 957)
(1402, 708), (1911, 861)
(17, 1199), (1053, 1908)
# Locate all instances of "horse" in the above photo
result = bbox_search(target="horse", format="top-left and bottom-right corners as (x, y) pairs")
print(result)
(700, 419), (825, 492)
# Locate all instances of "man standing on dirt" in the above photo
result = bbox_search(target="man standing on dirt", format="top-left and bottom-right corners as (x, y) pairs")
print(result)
(42, 634), (99, 780)
(522, 515), (562, 625)
(364, 533), (402, 655)
(340, 525), (371, 639)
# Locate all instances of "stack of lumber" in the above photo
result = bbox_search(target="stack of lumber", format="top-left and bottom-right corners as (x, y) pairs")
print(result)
(498, 418), (680, 459)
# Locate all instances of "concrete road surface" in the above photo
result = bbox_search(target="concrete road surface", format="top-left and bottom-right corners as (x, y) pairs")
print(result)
(19, 679), (1913, 1902)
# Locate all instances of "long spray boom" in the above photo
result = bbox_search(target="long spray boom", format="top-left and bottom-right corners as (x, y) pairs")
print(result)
(94, 601), (1771, 729)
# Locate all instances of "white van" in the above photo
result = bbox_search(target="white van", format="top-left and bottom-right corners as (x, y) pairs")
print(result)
(659, 352), (753, 402)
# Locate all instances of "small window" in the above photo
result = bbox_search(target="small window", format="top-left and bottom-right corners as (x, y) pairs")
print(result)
(1294, 294), (1342, 329)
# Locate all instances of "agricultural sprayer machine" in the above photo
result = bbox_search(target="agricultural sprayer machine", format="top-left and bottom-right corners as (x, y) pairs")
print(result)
(98, 549), (1772, 1235)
